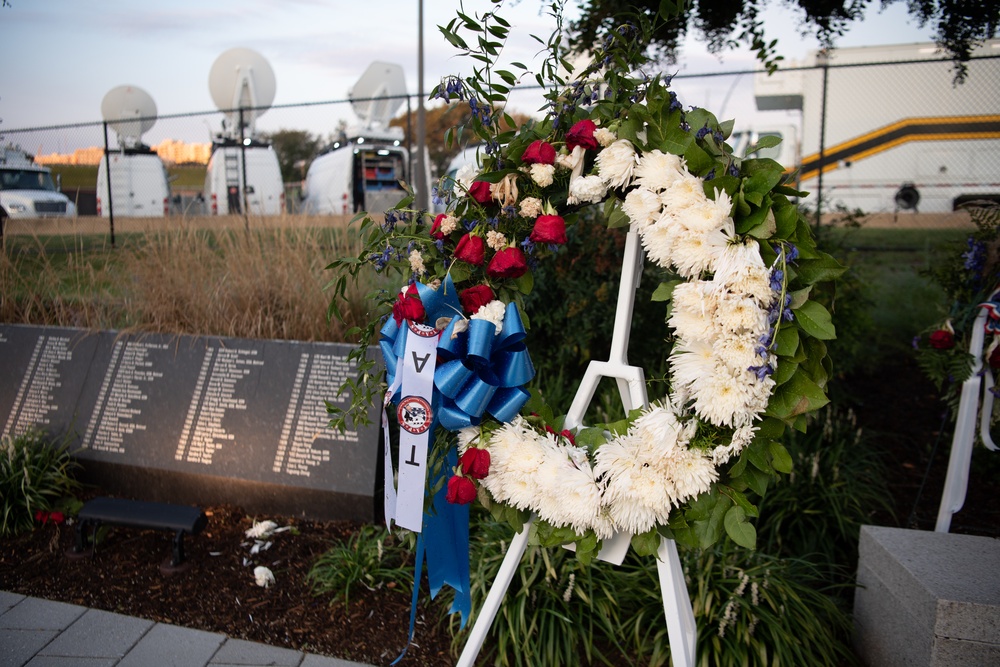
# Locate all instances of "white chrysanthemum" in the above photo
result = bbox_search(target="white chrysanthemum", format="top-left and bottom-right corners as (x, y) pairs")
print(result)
(594, 437), (665, 534)
(714, 292), (769, 335)
(691, 365), (756, 428)
(594, 126), (617, 147)
(714, 239), (774, 305)
(632, 405), (687, 455)
(623, 187), (662, 231)
(408, 249), (426, 275)
(486, 230), (508, 251)
(661, 173), (707, 211)
(670, 339), (718, 392)
(713, 330), (765, 372)
(669, 227), (727, 278)
(714, 424), (758, 464)
(671, 449), (718, 501)
(471, 299), (507, 334)
(440, 214), (459, 235)
(639, 218), (676, 268)
(596, 139), (638, 189)
(568, 174), (608, 204)
(457, 426), (482, 454)
(530, 163), (555, 187)
(671, 188), (732, 233)
(669, 281), (720, 343)
(634, 150), (688, 192)
(519, 196), (543, 218)
(245, 520), (278, 539)
(454, 163), (477, 196)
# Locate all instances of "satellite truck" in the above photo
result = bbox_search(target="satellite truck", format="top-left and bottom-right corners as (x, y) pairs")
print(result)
(751, 38), (1000, 214)
(0, 144), (77, 220)
(204, 48), (284, 216)
(302, 62), (425, 216)
(96, 85), (172, 218)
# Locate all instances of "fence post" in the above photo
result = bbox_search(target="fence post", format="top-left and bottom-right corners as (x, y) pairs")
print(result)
(239, 107), (249, 230)
(815, 50), (830, 228)
(102, 120), (116, 248)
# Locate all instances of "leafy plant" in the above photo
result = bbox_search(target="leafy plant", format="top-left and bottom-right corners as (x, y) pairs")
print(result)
(757, 406), (893, 585)
(0, 428), (81, 538)
(448, 512), (856, 666)
(307, 524), (413, 607)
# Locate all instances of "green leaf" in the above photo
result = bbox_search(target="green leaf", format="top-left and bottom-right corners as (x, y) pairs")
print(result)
(772, 358), (798, 385)
(796, 256), (847, 285)
(766, 371), (830, 420)
(788, 286), (812, 309)
(793, 301), (836, 340)
(773, 202), (800, 238)
(769, 441), (793, 474)
(631, 528), (661, 557)
(724, 506), (757, 549)
(651, 280), (681, 302)
(774, 326), (799, 357)
(515, 268), (534, 295)
(574, 427), (608, 450)
(721, 485), (759, 518)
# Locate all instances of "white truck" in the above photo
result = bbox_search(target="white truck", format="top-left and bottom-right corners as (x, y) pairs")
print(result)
(204, 139), (285, 216)
(96, 147), (171, 217)
(0, 145), (77, 220)
(753, 39), (1000, 213)
(301, 127), (410, 215)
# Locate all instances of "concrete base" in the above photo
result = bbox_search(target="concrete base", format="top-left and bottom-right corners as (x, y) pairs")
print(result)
(853, 526), (1000, 666)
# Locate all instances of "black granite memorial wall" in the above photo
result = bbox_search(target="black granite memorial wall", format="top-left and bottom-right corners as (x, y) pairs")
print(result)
(0, 324), (379, 521)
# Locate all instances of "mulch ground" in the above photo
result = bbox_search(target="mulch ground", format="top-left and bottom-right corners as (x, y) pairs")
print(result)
(2, 355), (998, 666)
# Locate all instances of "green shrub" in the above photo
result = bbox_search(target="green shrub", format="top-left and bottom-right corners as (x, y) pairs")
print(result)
(307, 523), (413, 607)
(0, 428), (81, 537)
(756, 406), (893, 583)
(448, 513), (856, 666)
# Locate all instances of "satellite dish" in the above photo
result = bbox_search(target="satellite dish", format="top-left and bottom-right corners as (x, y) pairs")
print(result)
(209, 47), (277, 139)
(101, 85), (157, 149)
(349, 62), (407, 130)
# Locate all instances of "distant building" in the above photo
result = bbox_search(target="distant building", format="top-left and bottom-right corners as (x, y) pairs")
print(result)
(34, 140), (211, 166)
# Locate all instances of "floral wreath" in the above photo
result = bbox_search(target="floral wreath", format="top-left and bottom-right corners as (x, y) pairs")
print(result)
(327, 2), (842, 563)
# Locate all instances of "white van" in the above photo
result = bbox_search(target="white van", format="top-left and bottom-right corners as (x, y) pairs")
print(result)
(302, 129), (410, 216)
(0, 145), (77, 219)
(204, 140), (284, 216)
(96, 148), (171, 217)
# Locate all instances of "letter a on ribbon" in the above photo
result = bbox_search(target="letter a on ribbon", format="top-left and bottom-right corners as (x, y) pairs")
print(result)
(393, 321), (439, 532)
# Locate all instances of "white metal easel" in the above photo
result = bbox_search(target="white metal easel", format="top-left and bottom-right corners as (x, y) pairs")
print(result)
(456, 225), (697, 666)
(936, 297), (1000, 532)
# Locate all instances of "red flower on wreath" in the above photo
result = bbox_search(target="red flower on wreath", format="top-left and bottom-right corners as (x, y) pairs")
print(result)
(521, 140), (556, 165)
(486, 247), (528, 280)
(468, 180), (493, 205)
(446, 475), (477, 504)
(430, 214), (448, 240)
(459, 447), (491, 479)
(459, 284), (495, 315)
(566, 119), (598, 151)
(392, 284), (425, 325)
(454, 234), (486, 266)
(929, 329), (956, 350)
(530, 215), (568, 245)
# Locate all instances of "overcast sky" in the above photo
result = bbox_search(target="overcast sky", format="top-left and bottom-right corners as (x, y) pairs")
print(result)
(1, 0), (936, 149)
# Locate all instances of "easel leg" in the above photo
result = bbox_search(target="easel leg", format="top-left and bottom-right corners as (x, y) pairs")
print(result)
(456, 518), (533, 667)
(657, 537), (697, 667)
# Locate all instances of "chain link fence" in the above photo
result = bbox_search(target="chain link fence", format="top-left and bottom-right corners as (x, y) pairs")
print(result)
(2, 50), (997, 243)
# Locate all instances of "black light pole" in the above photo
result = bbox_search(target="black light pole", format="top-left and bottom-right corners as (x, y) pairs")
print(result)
(416, 0), (428, 211)
(816, 50), (830, 228)
(102, 121), (116, 248)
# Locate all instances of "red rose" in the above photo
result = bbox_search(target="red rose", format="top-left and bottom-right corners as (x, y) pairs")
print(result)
(459, 284), (495, 315)
(468, 180), (493, 204)
(430, 213), (448, 240)
(566, 119), (598, 151)
(392, 284), (425, 325)
(454, 234), (486, 266)
(49, 511), (65, 524)
(486, 246), (528, 280)
(522, 140), (556, 165)
(459, 447), (491, 479)
(990, 346), (1000, 369)
(529, 214), (568, 245)
(545, 425), (576, 445)
(35, 510), (48, 524)
(929, 329), (955, 350)
(446, 475), (477, 505)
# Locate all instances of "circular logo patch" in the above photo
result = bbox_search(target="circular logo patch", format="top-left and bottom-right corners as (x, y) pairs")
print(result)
(397, 396), (432, 435)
